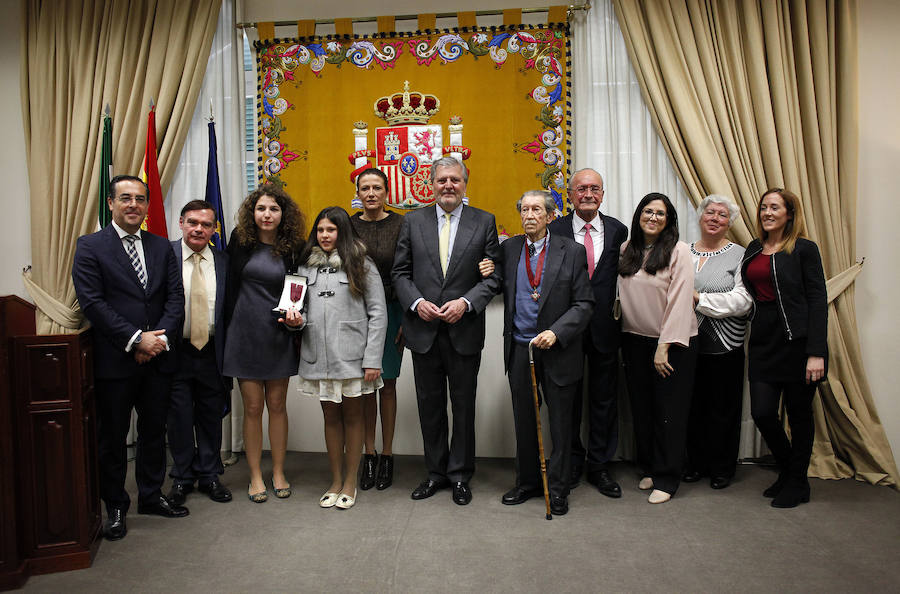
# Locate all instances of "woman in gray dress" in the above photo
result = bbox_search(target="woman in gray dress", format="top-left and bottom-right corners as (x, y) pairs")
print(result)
(224, 184), (305, 502)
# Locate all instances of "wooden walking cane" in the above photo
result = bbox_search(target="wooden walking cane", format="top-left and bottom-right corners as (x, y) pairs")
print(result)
(528, 340), (552, 520)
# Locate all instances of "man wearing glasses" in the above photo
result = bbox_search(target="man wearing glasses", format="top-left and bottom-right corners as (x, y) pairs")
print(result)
(73, 175), (187, 541)
(548, 168), (628, 498)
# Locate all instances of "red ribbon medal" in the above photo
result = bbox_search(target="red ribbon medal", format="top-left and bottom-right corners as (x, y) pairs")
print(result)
(524, 241), (546, 301)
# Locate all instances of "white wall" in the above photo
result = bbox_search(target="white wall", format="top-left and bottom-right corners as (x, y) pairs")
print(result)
(0, 0), (31, 300)
(856, 0), (900, 460)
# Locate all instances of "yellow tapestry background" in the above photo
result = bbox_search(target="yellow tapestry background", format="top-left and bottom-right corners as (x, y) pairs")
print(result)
(257, 27), (570, 237)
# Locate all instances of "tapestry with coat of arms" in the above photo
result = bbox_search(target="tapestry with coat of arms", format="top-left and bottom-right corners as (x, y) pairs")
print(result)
(256, 23), (570, 239)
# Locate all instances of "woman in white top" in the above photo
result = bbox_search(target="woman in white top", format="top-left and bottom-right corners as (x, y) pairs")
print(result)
(618, 193), (698, 504)
(683, 195), (752, 490)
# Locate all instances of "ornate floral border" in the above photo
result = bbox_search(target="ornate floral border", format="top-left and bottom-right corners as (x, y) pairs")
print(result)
(256, 24), (571, 211)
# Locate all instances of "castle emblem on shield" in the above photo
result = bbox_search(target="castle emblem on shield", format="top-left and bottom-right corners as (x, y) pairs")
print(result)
(348, 81), (471, 209)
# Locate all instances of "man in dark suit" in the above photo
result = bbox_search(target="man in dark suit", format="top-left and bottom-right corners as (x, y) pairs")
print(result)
(166, 200), (232, 506)
(499, 190), (594, 515)
(72, 175), (188, 541)
(392, 156), (501, 505)
(547, 168), (628, 497)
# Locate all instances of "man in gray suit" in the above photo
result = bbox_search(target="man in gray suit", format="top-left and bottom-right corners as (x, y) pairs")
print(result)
(392, 157), (501, 505)
(166, 200), (232, 506)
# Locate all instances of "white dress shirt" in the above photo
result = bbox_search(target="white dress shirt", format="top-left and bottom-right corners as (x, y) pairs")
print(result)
(181, 241), (217, 340)
(572, 212), (605, 268)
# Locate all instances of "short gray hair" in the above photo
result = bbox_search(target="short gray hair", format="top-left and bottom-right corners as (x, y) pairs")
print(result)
(697, 194), (740, 224)
(430, 157), (468, 183)
(516, 190), (556, 213)
(568, 168), (603, 188)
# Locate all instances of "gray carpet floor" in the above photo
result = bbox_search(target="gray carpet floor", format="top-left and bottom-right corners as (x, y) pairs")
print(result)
(22, 452), (900, 593)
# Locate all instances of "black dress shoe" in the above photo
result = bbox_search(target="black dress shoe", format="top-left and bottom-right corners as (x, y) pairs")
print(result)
(587, 469), (622, 498)
(376, 455), (393, 490)
(167, 483), (193, 506)
(104, 508), (127, 541)
(501, 486), (541, 505)
(452, 481), (472, 505)
(138, 495), (190, 518)
(411, 479), (449, 500)
(682, 469), (702, 483)
(550, 495), (568, 515)
(198, 480), (232, 502)
(569, 463), (584, 489)
(710, 476), (732, 490)
(360, 453), (378, 491)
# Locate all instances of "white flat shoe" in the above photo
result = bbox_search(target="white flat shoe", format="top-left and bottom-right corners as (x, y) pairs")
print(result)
(648, 489), (671, 504)
(319, 492), (339, 508)
(335, 489), (357, 510)
(638, 477), (654, 490)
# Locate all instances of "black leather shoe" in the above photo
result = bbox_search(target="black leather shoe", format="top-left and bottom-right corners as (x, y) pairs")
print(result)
(360, 453), (378, 491)
(375, 455), (393, 490)
(411, 479), (449, 500)
(587, 469), (622, 498)
(501, 486), (541, 505)
(569, 463), (584, 489)
(771, 481), (810, 508)
(682, 469), (702, 483)
(167, 483), (193, 506)
(710, 476), (732, 490)
(104, 508), (127, 541)
(550, 495), (568, 516)
(452, 481), (472, 505)
(198, 480), (232, 502)
(138, 495), (190, 518)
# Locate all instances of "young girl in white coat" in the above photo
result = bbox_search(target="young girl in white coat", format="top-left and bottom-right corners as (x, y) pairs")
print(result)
(293, 207), (386, 509)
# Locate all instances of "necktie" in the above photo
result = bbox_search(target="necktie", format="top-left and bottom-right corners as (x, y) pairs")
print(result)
(439, 212), (451, 275)
(190, 252), (210, 350)
(124, 234), (147, 289)
(583, 223), (596, 279)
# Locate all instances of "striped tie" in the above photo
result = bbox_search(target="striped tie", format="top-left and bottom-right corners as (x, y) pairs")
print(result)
(124, 234), (147, 289)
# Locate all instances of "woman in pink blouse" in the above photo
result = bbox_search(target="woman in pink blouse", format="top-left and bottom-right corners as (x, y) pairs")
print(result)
(618, 193), (698, 504)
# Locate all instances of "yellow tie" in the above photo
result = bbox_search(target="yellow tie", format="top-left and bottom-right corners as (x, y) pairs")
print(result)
(439, 212), (451, 275)
(190, 252), (209, 349)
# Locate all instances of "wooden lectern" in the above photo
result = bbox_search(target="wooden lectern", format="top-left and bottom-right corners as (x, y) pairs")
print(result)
(0, 296), (100, 590)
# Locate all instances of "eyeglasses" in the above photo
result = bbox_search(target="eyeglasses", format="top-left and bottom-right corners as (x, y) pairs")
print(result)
(116, 195), (148, 205)
(641, 208), (666, 220)
(703, 209), (730, 221)
(573, 185), (603, 196)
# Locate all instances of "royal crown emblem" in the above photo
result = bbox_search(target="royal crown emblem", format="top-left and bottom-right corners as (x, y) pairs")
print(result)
(348, 81), (471, 209)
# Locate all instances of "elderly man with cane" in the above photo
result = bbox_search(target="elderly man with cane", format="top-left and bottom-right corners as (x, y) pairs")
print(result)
(492, 190), (594, 516)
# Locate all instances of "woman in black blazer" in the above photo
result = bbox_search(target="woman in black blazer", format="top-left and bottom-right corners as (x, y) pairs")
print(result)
(740, 188), (827, 508)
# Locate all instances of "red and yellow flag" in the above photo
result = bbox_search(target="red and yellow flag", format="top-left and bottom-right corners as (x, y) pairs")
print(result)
(140, 105), (168, 237)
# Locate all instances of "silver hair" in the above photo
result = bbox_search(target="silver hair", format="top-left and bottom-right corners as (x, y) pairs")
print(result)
(696, 194), (740, 224)
(568, 167), (604, 188)
(430, 156), (468, 183)
(516, 190), (556, 213)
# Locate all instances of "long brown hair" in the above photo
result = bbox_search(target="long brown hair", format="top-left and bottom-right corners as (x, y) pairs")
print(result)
(618, 193), (679, 277)
(756, 188), (807, 254)
(233, 184), (305, 257)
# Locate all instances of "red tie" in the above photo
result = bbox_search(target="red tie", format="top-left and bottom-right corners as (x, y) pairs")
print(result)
(584, 223), (596, 278)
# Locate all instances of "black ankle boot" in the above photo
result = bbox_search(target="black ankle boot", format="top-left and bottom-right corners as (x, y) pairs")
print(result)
(771, 478), (810, 508)
(763, 472), (788, 498)
(376, 454), (393, 490)
(360, 452), (378, 490)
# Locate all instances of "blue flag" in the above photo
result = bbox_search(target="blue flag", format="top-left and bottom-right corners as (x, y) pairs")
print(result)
(205, 121), (227, 250)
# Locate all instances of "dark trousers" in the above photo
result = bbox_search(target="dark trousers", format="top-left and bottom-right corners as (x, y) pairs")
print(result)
(686, 347), (745, 478)
(411, 327), (480, 483)
(95, 367), (172, 511)
(749, 380), (816, 483)
(622, 333), (697, 495)
(571, 333), (619, 473)
(167, 342), (227, 486)
(508, 342), (576, 498)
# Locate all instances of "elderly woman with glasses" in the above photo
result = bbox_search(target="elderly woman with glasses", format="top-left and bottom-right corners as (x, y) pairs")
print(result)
(618, 193), (697, 504)
(682, 195), (753, 490)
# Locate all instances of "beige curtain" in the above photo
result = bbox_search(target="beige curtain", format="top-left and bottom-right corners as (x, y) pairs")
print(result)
(20, 0), (221, 333)
(612, 0), (897, 485)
